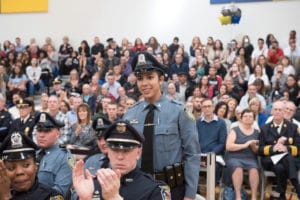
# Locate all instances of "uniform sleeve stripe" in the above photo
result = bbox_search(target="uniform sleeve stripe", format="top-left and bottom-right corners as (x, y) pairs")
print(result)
(290, 145), (298, 156)
(263, 145), (271, 156)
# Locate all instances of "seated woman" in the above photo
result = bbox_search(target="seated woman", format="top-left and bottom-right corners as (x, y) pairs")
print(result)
(225, 109), (259, 200)
(0, 132), (64, 199)
(69, 103), (97, 150)
(26, 58), (46, 95)
(248, 64), (270, 91)
(64, 69), (82, 94)
(248, 97), (267, 129)
(7, 62), (27, 98)
(214, 101), (231, 133)
(212, 84), (228, 105)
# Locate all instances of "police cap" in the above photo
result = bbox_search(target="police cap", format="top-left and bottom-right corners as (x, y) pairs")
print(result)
(16, 99), (33, 108)
(35, 112), (65, 131)
(92, 117), (112, 138)
(132, 52), (168, 75)
(104, 120), (144, 150)
(0, 132), (38, 161)
(52, 77), (63, 85)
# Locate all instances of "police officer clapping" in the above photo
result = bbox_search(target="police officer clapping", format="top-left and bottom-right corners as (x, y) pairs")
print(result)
(72, 120), (170, 200)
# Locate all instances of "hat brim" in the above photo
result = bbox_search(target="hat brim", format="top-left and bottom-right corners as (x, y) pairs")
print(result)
(2, 150), (35, 161)
(107, 141), (141, 150)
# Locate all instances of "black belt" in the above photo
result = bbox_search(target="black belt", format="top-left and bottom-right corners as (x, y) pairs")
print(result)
(153, 163), (184, 188)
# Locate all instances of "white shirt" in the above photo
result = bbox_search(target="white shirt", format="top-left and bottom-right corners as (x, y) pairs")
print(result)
(26, 66), (42, 81)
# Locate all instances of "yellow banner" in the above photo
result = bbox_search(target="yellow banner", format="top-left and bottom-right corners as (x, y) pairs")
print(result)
(0, 0), (48, 13)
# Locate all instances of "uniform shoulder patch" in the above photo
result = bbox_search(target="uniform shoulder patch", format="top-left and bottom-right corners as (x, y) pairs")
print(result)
(159, 185), (171, 200)
(67, 155), (76, 169)
(49, 195), (64, 200)
(183, 105), (195, 121)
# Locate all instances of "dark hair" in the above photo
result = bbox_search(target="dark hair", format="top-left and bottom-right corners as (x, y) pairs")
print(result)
(258, 38), (264, 42)
(61, 100), (71, 111)
(214, 101), (229, 118)
(241, 108), (256, 119)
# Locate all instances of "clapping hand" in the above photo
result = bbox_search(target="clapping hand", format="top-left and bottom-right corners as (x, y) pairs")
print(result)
(72, 160), (94, 200)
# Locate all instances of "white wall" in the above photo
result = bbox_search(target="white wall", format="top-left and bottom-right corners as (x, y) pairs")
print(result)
(0, 0), (299, 50)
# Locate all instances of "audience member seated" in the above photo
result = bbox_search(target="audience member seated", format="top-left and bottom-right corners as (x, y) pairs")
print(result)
(207, 39), (228, 65)
(78, 40), (91, 70)
(248, 97), (267, 129)
(197, 98), (227, 183)
(64, 69), (82, 94)
(102, 73), (121, 100)
(281, 55), (295, 75)
(69, 103), (97, 150)
(214, 101), (231, 133)
(207, 66), (222, 97)
(169, 53), (189, 78)
(7, 62), (27, 99)
(248, 64), (270, 91)
(267, 40), (284, 69)
(224, 109), (259, 200)
(239, 84), (266, 111)
(259, 101), (300, 199)
(212, 84), (228, 105)
(103, 48), (120, 69)
(26, 57), (46, 96)
(227, 97), (239, 123)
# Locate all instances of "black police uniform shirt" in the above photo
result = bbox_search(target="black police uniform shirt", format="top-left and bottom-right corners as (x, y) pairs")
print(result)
(11, 180), (64, 200)
(259, 119), (300, 167)
(10, 115), (36, 139)
(90, 167), (170, 200)
(0, 109), (12, 142)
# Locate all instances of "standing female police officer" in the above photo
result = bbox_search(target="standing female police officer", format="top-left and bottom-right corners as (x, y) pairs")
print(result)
(123, 52), (201, 200)
(0, 132), (64, 200)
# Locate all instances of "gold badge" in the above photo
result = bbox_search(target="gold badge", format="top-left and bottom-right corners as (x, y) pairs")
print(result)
(24, 127), (30, 136)
(283, 124), (287, 128)
(289, 137), (293, 144)
(11, 132), (23, 148)
(39, 113), (46, 123)
(271, 124), (274, 128)
(116, 122), (127, 133)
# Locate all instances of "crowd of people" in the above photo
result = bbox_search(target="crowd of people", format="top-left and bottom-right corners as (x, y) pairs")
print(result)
(0, 30), (300, 200)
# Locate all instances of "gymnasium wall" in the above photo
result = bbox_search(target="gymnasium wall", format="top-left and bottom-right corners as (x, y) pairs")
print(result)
(0, 0), (299, 49)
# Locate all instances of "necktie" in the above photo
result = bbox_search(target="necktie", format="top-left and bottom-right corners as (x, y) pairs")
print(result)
(141, 104), (155, 173)
(36, 149), (46, 164)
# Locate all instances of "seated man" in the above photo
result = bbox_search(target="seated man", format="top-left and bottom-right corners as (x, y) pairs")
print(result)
(196, 99), (227, 182)
(259, 101), (300, 199)
(35, 112), (73, 198)
(72, 120), (170, 200)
